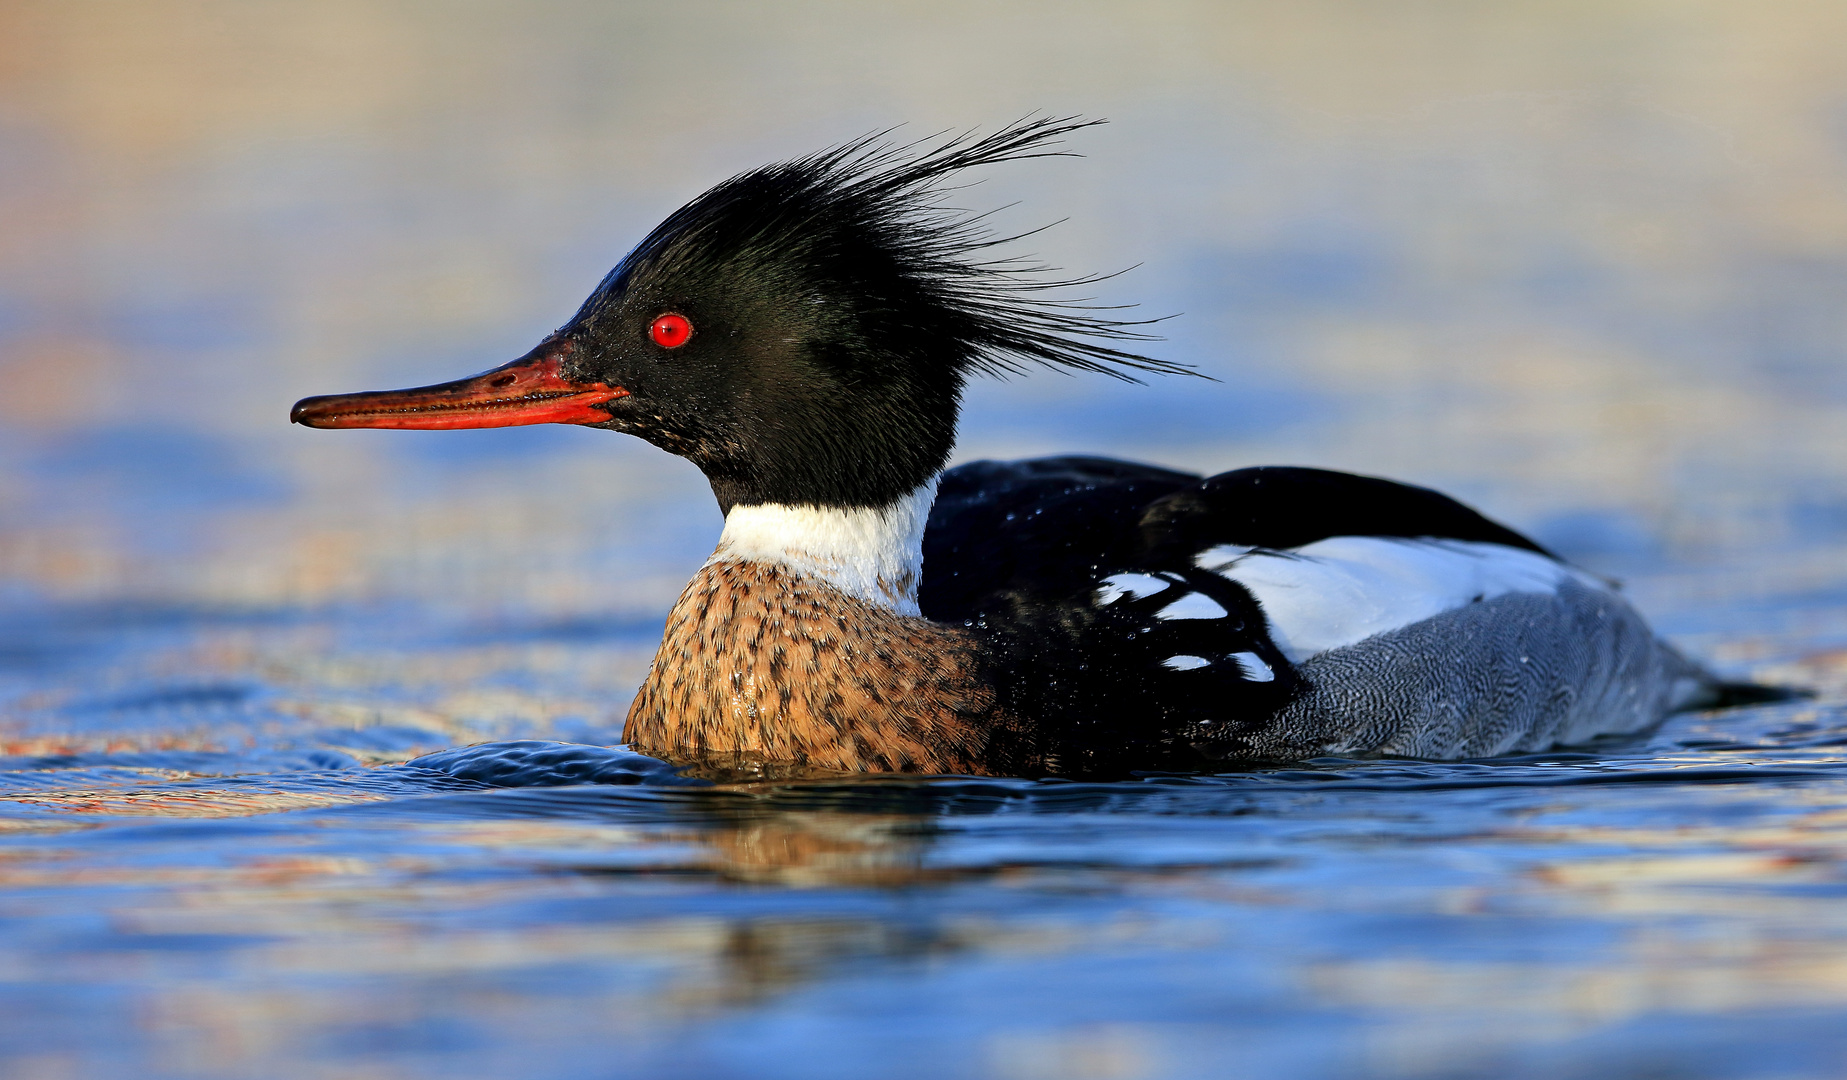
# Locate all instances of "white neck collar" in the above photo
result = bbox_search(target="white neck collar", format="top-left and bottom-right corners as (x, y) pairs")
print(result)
(708, 478), (938, 616)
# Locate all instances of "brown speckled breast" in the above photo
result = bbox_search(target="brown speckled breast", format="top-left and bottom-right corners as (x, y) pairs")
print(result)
(623, 560), (1029, 774)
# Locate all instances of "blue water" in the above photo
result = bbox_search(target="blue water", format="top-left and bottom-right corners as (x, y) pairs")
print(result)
(0, 593), (1843, 1078)
(6, 3), (1847, 1076)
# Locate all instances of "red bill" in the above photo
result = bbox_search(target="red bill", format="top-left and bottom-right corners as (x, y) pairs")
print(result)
(290, 348), (626, 430)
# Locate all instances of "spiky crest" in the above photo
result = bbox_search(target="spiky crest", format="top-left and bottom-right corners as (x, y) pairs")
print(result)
(573, 116), (1189, 383)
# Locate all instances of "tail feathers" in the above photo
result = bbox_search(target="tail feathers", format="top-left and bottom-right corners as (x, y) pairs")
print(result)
(1702, 680), (1815, 709)
(1662, 641), (1814, 713)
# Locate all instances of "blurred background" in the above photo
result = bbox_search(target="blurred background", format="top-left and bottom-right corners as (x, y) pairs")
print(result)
(4, 6), (1847, 1078)
(3, 0), (1843, 638)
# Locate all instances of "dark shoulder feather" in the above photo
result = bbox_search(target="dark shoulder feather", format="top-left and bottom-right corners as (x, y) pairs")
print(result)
(920, 456), (1199, 620)
(1136, 466), (1555, 560)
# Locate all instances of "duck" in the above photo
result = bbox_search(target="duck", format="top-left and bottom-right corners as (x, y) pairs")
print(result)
(291, 116), (1746, 778)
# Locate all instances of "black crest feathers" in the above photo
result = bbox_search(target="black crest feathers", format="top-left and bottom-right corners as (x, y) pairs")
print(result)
(580, 116), (1191, 384)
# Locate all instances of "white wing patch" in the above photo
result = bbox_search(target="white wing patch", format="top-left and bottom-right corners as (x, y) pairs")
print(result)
(1095, 573), (1173, 606)
(1228, 651), (1275, 682)
(1197, 538), (1583, 664)
(1155, 593), (1229, 621)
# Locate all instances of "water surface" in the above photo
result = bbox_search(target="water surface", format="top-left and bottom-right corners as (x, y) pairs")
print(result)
(3, 2), (1847, 1077)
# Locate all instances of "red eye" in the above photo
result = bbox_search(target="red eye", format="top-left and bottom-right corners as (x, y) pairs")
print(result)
(649, 313), (693, 349)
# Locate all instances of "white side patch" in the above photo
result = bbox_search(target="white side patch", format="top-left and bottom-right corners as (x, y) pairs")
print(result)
(1163, 655), (1212, 671)
(1198, 537), (1584, 664)
(1229, 651), (1275, 682)
(712, 478), (936, 615)
(1095, 573), (1173, 607)
(1155, 593), (1229, 621)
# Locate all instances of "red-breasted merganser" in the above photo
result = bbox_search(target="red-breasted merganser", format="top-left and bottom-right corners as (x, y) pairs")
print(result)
(292, 117), (1741, 777)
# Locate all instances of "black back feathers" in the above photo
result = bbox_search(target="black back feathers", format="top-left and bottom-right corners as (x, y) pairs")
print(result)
(1134, 467), (1556, 561)
(921, 458), (1556, 621)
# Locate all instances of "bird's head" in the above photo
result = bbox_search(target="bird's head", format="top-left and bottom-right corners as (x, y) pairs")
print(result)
(291, 117), (1187, 513)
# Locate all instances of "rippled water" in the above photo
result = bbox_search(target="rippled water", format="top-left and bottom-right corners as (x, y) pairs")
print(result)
(3, 603), (1847, 1079)
(4, 3), (1847, 1077)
